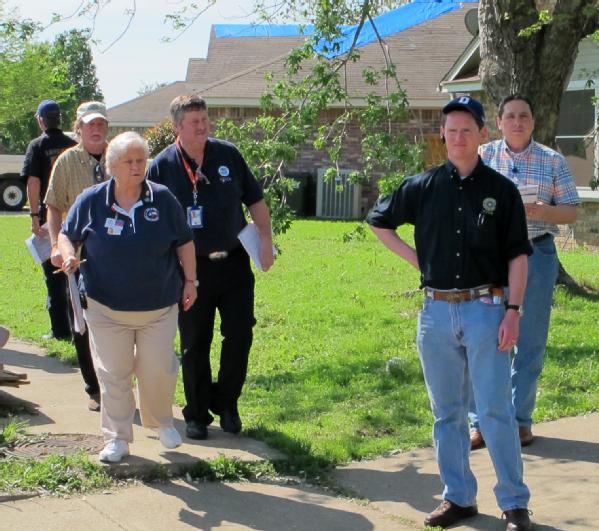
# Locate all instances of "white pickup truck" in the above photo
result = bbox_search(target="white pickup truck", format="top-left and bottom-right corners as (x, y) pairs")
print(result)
(0, 154), (26, 211)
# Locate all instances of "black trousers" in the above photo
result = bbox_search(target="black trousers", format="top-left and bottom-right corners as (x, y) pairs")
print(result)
(73, 327), (99, 396)
(41, 259), (71, 339)
(70, 270), (100, 397)
(42, 260), (98, 395)
(180, 248), (255, 425)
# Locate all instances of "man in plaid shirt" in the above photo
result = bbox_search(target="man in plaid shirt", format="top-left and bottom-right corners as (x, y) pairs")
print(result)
(470, 94), (580, 449)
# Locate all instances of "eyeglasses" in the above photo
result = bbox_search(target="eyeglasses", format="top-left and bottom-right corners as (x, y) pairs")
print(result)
(93, 163), (106, 184)
(195, 167), (210, 185)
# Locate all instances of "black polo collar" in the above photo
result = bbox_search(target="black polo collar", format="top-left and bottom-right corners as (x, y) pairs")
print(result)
(444, 156), (486, 182)
(104, 178), (154, 208)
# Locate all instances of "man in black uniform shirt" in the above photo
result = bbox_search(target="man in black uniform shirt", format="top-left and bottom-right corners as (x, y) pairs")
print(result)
(147, 94), (274, 440)
(21, 100), (76, 340)
(367, 97), (533, 531)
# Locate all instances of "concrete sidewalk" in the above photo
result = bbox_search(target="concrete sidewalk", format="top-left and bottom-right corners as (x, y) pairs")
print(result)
(1, 339), (598, 530)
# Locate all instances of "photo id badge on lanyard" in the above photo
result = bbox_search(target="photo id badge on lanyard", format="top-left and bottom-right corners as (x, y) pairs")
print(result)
(187, 206), (203, 228)
(105, 217), (125, 235)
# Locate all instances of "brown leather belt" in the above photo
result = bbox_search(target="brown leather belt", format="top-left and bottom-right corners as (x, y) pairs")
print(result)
(424, 285), (504, 303)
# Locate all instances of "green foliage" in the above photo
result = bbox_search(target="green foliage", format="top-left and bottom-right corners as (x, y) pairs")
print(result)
(0, 417), (29, 446)
(52, 29), (104, 126)
(183, 454), (277, 482)
(0, 17), (101, 153)
(0, 452), (113, 495)
(0, 19), (71, 152)
(518, 9), (553, 38)
(145, 119), (176, 158)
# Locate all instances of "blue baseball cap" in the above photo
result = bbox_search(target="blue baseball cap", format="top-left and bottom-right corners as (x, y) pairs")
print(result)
(36, 100), (61, 119)
(442, 95), (485, 125)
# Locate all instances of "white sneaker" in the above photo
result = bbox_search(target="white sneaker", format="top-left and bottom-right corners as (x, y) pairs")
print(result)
(99, 439), (129, 463)
(156, 427), (182, 449)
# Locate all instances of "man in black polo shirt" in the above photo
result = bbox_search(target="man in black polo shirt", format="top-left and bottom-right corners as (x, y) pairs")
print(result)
(21, 100), (76, 340)
(367, 97), (533, 531)
(147, 94), (274, 440)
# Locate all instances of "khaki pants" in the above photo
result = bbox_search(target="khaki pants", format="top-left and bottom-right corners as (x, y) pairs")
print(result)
(84, 298), (179, 442)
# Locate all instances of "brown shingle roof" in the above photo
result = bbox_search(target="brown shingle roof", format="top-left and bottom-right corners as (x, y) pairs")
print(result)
(108, 8), (472, 124)
(107, 81), (195, 125)
(199, 8), (472, 106)
(185, 28), (307, 85)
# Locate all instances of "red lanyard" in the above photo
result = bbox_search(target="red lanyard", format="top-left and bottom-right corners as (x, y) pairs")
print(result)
(176, 137), (201, 193)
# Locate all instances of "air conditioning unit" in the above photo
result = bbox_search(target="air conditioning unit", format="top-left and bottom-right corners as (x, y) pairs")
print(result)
(316, 168), (361, 219)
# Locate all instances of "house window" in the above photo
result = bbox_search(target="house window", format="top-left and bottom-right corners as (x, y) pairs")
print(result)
(555, 88), (596, 187)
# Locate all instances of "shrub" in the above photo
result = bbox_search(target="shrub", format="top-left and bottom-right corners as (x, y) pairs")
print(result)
(145, 120), (176, 157)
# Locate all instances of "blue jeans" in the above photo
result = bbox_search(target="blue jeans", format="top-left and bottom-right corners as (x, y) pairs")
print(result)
(418, 297), (530, 511)
(513, 236), (559, 427)
(470, 236), (558, 429)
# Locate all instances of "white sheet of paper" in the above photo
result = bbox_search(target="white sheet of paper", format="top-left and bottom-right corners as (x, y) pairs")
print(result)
(518, 184), (539, 204)
(25, 226), (51, 264)
(68, 274), (86, 334)
(238, 222), (274, 272)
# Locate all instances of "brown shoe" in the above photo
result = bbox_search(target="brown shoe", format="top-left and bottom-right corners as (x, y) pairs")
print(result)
(470, 428), (485, 450)
(424, 500), (478, 528)
(503, 508), (532, 530)
(88, 393), (101, 412)
(519, 426), (533, 447)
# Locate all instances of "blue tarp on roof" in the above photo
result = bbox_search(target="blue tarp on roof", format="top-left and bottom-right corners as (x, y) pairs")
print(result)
(317, 0), (478, 58)
(213, 0), (478, 58)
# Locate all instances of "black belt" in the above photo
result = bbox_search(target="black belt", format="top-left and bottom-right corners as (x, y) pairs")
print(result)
(531, 233), (551, 244)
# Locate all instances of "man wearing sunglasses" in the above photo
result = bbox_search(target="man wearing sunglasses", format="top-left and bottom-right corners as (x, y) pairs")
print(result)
(44, 101), (109, 412)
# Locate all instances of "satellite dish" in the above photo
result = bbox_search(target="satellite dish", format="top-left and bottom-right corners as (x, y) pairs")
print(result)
(464, 8), (479, 36)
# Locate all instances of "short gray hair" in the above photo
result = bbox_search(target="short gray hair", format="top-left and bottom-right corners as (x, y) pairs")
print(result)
(106, 132), (149, 174)
(170, 94), (207, 126)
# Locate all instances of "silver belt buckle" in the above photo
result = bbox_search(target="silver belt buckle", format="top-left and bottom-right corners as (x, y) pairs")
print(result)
(208, 251), (228, 261)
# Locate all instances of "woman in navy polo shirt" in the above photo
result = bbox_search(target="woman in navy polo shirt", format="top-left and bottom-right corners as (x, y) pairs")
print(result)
(58, 132), (197, 463)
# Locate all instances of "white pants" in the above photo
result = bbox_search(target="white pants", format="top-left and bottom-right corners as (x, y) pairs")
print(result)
(84, 298), (179, 442)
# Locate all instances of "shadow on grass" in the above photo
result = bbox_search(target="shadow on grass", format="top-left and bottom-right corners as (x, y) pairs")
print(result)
(556, 281), (599, 302)
(246, 355), (427, 426)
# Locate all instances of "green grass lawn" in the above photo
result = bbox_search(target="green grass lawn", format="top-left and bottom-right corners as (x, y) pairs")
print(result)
(1, 215), (598, 469)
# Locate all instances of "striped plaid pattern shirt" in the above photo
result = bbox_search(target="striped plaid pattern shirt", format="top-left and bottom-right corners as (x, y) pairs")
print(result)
(44, 143), (107, 214)
(480, 139), (580, 240)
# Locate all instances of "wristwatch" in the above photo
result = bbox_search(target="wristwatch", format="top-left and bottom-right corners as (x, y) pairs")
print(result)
(185, 278), (199, 287)
(29, 212), (39, 217)
(506, 304), (524, 316)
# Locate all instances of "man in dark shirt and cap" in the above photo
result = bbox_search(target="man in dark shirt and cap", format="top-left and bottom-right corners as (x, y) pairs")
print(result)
(367, 96), (533, 531)
(21, 100), (76, 340)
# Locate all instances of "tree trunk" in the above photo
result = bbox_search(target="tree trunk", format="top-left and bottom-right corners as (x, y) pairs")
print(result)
(478, 0), (597, 147)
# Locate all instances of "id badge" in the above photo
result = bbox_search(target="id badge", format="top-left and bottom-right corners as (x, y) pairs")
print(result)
(187, 206), (204, 228)
(105, 218), (124, 235)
